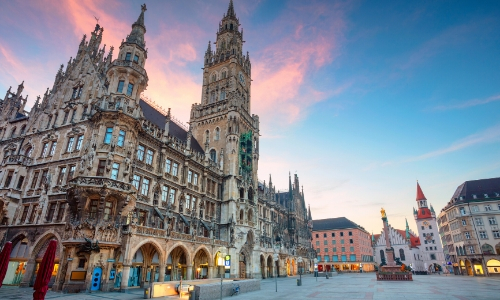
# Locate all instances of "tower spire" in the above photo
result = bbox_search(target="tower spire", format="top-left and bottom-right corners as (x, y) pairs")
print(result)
(227, 0), (235, 17)
(126, 3), (147, 49)
(416, 181), (427, 201)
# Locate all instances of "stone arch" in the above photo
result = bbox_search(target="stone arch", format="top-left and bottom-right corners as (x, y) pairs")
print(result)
(487, 259), (500, 274)
(30, 232), (63, 288)
(128, 238), (165, 263)
(267, 255), (273, 278)
(166, 244), (190, 281)
(193, 246), (210, 279)
(495, 243), (500, 255)
(260, 254), (266, 278)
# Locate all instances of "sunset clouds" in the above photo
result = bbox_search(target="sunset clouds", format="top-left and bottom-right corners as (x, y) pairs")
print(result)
(1, 1), (500, 234)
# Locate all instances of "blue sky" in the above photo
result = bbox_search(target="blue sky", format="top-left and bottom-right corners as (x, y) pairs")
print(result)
(0, 0), (499, 234)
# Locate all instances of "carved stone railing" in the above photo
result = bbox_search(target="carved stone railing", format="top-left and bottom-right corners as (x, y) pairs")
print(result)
(112, 59), (147, 77)
(70, 176), (135, 193)
(2, 155), (33, 166)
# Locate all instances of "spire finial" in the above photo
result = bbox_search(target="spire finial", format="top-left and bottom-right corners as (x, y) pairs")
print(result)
(227, 0), (235, 17)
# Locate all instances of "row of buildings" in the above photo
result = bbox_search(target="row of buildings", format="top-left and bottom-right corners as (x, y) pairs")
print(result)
(0, 1), (315, 292)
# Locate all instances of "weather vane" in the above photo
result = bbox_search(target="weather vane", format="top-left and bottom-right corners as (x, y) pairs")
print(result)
(94, 15), (99, 25)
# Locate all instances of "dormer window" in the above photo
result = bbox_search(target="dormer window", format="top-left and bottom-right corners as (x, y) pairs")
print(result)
(134, 55), (139, 63)
(125, 52), (132, 61)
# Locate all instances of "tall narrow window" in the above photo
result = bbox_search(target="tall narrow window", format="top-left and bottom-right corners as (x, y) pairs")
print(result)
(145, 149), (153, 165)
(137, 145), (145, 161)
(161, 186), (168, 202)
(75, 135), (84, 150)
(56, 203), (66, 222)
(57, 167), (67, 185)
(192, 196), (197, 210)
(40, 170), (48, 188)
(103, 200), (113, 221)
(67, 165), (76, 182)
(111, 163), (119, 180)
(77, 86), (83, 98)
(104, 127), (113, 144)
(132, 175), (141, 189)
(46, 203), (57, 222)
(172, 163), (179, 176)
(193, 173), (198, 185)
(41, 143), (49, 157)
(29, 205), (38, 223)
(165, 159), (171, 173)
(96, 160), (106, 176)
(49, 142), (57, 156)
(188, 170), (193, 183)
(31, 171), (39, 189)
(141, 178), (150, 196)
(62, 111), (69, 124)
(20, 125), (26, 135)
(21, 206), (29, 223)
(4, 171), (13, 188)
(169, 188), (176, 204)
(125, 52), (131, 61)
(117, 80), (125, 93)
(127, 83), (134, 96)
(210, 149), (217, 162)
(25, 147), (33, 157)
(185, 195), (191, 211)
(220, 88), (226, 100)
(117, 130), (126, 147)
(70, 109), (76, 123)
(134, 55), (139, 63)
(66, 137), (75, 152)
(72, 88), (78, 99)
(215, 127), (220, 140)
(89, 199), (98, 219)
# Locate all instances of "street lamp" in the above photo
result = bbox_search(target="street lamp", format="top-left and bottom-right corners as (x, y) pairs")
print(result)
(298, 257), (303, 286)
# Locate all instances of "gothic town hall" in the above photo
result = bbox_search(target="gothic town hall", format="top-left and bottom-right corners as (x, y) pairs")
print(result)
(0, 1), (315, 292)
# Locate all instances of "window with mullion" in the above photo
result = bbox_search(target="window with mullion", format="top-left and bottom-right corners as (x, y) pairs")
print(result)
(161, 185), (168, 202)
(127, 83), (134, 96)
(57, 167), (67, 185)
(117, 130), (126, 147)
(117, 80), (125, 93)
(145, 149), (153, 165)
(132, 175), (141, 190)
(104, 127), (113, 144)
(75, 135), (84, 150)
(49, 142), (57, 156)
(66, 137), (75, 152)
(111, 163), (119, 180)
(141, 177), (150, 196)
(89, 199), (98, 219)
(96, 160), (106, 176)
(165, 159), (171, 173)
(137, 145), (145, 161)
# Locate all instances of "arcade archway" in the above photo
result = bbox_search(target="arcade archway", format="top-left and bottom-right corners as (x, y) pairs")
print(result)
(167, 246), (188, 281)
(193, 248), (210, 279)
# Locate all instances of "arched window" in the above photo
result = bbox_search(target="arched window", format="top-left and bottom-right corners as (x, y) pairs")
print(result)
(239, 209), (244, 222)
(248, 188), (254, 201)
(215, 127), (220, 140)
(20, 125), (26, 135)
(209, 149), (217, 162)
(205, 130), (210, 142)
(399, 249), (406, 261)
(230, 23), (233, 30)
(482, 244), (494, 255)
(211, 74), (216, 82)
(239, 188), (244, 199)
(25, 147), (33, 157)
(220, 88), (226, 100)
(248, 209), (253, 223)
(10, 127), (16, 138)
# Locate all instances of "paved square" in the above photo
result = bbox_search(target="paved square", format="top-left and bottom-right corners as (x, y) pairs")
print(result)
(1, 273), (499, 300)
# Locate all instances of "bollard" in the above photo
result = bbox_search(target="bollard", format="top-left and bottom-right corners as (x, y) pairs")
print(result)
(144, 287), (150, 299)
(326, 274), (329, 279)
(189, 289), (196, 300)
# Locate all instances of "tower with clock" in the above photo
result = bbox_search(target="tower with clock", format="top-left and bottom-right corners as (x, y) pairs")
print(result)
(414, 182), (445, 272)
(189, 0), (260, 277)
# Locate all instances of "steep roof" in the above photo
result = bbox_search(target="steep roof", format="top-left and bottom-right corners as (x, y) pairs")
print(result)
(451, 177), (500, 202)
(416, 182), (427, 200)
(139, 99), (204, 153)
(312, 217), (366, 232)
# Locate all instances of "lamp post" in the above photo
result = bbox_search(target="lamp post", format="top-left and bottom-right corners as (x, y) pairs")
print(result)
(298, 257), (303, 286)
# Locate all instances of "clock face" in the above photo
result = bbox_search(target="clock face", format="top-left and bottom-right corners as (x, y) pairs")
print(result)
(238, 72), (246, 86)
(423, 221), (429, 227)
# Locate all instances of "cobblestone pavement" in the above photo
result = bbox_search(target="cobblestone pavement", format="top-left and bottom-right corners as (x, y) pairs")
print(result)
(1, 273), (500, 300)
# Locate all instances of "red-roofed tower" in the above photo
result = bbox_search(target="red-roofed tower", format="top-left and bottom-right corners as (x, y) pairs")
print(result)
(413, 181), (445, 272)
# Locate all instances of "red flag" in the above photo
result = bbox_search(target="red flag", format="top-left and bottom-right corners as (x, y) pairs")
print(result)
(33, 240), (57, 300)
(0, 242), (12, 287)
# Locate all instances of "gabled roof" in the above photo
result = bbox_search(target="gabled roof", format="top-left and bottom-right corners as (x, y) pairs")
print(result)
(139, 99), (204, 153)
(312, 217), (365, 231)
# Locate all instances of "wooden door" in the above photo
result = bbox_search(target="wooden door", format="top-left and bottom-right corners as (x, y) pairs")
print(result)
(239, 262), (246, 278)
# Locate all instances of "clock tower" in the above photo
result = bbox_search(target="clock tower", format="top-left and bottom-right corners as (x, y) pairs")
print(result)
(189, 0), (260, 276)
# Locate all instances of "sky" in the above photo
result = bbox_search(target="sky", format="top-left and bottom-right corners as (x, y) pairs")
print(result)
(1, 0), (500, 235)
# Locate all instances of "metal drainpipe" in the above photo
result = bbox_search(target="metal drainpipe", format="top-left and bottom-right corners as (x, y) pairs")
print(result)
(467, 202), (489, 277)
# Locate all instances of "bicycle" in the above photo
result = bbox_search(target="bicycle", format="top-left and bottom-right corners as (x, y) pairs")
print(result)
(231, 284), (240, 296)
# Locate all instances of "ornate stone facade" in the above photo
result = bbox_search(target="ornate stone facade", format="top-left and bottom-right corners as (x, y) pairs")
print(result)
(0, 1), (314, 292)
